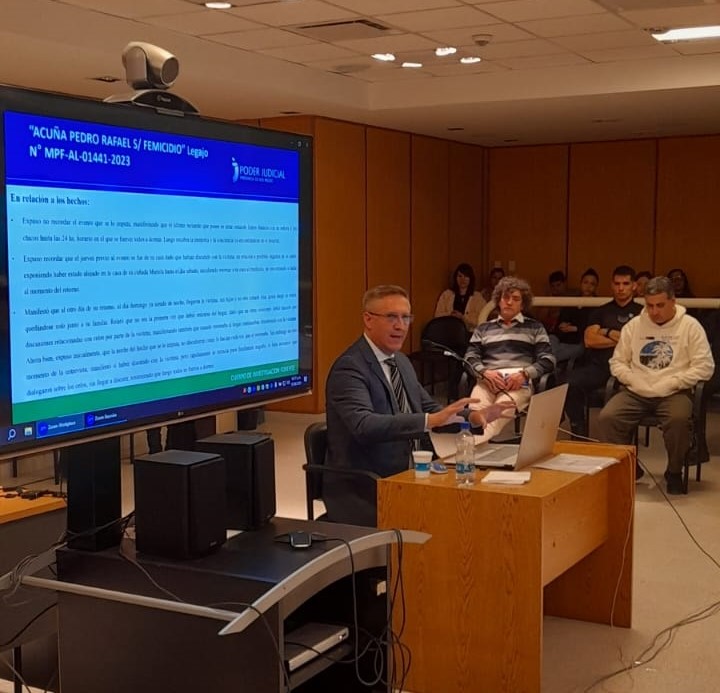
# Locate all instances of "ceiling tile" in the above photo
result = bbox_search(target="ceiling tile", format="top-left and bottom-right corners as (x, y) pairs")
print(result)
(229, 0), (358, 26)
(421, 23), (534, 46)
(551, 30), (656, 52)
(60, 0), (197, 18)
(304, 55), (377, 72)
(672, 39), (720, 56)
(353, 66), (433, 82)
(208, 27), (315, 49)
(422, 60), (503, 76)
(580, 44), (679, 62)
(336, 33), (439, 53)
(518, 12), (633, 38)
(478, 38), (568, 59)
(327, 0), (461, 13)
(259, 42), (359, 63)
(478, 0), (605, 23)
(495, 53), (589, 70)
(379, 6), (496, 32)
(143, 10), (262, 35)
(618, 5), (720, 30)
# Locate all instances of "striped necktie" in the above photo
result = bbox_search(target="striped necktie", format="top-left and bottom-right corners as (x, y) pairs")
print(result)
(385, 357), (411, 413)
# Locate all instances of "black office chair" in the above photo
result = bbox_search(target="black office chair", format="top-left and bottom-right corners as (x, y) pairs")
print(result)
(409, 316), (469, 399)
(604, 377), (707, 494)
(302, 422), (379, 521)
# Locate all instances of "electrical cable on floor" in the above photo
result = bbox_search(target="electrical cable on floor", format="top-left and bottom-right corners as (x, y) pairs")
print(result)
(584, 453), (720, 691)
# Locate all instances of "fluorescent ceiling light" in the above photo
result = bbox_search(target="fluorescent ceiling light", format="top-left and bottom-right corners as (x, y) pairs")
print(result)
(435, 46), (457, 57)
(651, 25), (720, 41)
(371, 53), (395, 62)
(401, 62), (422, 68)
(205, 2), (233, 8)
(460, 56), (482, 64)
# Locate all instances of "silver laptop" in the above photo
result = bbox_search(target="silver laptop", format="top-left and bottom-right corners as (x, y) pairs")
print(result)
(473, 383), (568, 470)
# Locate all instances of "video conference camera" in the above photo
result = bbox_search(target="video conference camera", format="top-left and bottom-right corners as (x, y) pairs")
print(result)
(122, 41), (179, 90)
(104, 41), (198, 115)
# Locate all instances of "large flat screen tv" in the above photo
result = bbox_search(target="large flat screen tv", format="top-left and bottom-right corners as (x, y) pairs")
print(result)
(0, 85), (313, 460)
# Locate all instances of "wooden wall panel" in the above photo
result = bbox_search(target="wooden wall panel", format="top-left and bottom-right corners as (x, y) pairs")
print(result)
(263, 116), (366, 413)
(366, 128), (411, 291)
(448, 143), (485, 287)
(258, 115), (314, 135)
(312, 118), (367, 410)
(410, 136), (450, 351)
(487, 145), (568, 294)
(568, 140), (656, 292)
(656, 136), (720, 296)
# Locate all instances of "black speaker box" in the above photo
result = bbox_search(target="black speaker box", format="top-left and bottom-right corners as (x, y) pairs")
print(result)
(195, 432), (276, 530)
(133, 450), (226, 559)
(66, 437), (122, 551)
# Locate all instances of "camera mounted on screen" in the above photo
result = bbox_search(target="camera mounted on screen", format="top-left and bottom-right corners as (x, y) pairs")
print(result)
(104, 41), (199, 115)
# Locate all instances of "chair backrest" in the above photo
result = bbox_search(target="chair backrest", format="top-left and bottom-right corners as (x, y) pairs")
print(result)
(421, 316), (469, 355)
(303, 422), (327, 520)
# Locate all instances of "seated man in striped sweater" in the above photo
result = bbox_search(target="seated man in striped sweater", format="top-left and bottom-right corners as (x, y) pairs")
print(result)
(465, 276), (556, 442)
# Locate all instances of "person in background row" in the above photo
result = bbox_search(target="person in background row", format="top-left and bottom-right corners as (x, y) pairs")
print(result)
(480, 267), (505, 303)
(534, 270), (569, 335)
(466, 276), (556, 443)
(634, 270), (652, 297)
(550, 268), (599, 366)
(564, 265), (643, 440)
(599, 276), (713, 492)
(667, 268), (694, 298)
(434, 262), (486, 333)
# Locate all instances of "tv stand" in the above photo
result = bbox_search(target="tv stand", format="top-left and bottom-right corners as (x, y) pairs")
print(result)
(49, 518), (427, 692)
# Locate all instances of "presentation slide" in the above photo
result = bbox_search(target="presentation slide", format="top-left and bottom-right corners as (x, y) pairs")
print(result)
(4, 111), (301, 423)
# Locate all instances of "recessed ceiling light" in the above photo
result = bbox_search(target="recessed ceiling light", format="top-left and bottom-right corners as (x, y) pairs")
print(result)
(371, 53), (395, 62)
(205, 2), (233, 9)
(460, 56), (482, 65)
(651, 25), (720, 41)
(435, 46), (457, 57)
(401, 62), (423, 68)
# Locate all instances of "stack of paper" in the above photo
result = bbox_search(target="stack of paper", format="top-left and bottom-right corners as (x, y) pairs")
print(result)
(481, 471), (531, 485)
(533, 454), (619, 475)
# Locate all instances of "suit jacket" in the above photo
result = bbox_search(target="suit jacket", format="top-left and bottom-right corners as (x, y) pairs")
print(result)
(324, 336), (442, 526)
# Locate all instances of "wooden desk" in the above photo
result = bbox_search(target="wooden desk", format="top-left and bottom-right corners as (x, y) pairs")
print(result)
(0, 495), (66, 525)
(377, 442), (634, 693)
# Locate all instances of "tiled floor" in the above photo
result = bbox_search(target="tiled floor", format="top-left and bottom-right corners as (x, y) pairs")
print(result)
(3, 407), (720, 692)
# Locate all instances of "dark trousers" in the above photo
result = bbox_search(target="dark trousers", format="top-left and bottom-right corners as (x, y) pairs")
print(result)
(599, 389), (692, 473)
(565, 363), (610, 435)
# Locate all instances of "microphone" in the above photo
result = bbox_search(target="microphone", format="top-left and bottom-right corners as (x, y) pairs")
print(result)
(421, 340), (478, 380)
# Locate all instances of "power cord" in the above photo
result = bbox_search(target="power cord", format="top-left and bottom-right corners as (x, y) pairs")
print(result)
(584, 458), (720, 691)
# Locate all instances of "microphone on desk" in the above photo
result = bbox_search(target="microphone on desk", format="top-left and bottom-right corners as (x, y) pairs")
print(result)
(421, 340), (479, 380)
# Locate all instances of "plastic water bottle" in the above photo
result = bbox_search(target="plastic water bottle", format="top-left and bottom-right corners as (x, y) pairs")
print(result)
(455, 421), (475, 486)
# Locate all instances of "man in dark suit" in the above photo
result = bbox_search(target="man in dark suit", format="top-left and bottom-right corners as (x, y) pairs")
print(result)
(325, 285), (512, 526)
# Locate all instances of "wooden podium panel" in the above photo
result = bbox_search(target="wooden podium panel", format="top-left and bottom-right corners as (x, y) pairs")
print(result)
(377, 442), (634, 693)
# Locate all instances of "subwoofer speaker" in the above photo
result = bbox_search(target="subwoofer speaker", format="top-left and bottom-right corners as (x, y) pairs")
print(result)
(133, 450), (226, 559)
(195, 432), (276, 530)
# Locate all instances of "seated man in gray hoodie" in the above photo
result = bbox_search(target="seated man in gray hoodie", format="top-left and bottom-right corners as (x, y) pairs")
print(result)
(599, 276), (714, 494)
